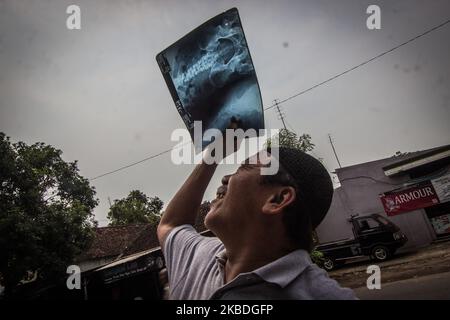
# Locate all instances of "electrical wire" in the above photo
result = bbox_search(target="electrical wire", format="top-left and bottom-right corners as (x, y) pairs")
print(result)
(89, 18), (450, 181)
(89, 142), (190, 181)
(264, 18), (450, 111)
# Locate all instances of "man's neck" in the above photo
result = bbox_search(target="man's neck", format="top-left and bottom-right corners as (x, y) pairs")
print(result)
(222, 236), (295, 284)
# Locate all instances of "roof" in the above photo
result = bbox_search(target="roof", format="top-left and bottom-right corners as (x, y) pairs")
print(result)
(96, 247), (162, 271)
(382, 144), (450, 176)
(78, 201), (211, 261)
(77, 224), (157, 261)
(335, 144), (450, 174)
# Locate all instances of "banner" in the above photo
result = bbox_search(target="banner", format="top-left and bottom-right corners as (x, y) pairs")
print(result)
(380, 181), (440, 216)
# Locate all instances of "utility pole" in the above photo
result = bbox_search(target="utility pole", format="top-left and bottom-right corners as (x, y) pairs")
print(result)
(274, 99), (287, 130)
(328, 133), (342, 168)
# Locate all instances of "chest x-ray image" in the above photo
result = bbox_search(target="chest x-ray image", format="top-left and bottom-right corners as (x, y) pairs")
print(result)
(156, 8), (264, 149)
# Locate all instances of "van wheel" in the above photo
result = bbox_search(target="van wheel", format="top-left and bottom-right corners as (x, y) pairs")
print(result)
(371, 246), (390, 261)
(323, 257), (335, 271)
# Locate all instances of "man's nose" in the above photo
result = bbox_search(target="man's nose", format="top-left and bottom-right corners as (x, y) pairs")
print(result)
(222, 174), (231, 185)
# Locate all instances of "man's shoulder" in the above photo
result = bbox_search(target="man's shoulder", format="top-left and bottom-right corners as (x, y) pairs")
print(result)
(293, 264), (357, 300)
(165, 224), (224, 259)
(163, 225), (225, 299)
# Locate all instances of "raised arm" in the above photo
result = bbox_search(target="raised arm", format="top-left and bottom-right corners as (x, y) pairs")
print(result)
(158, 117), (242, 247)
(157, 161), (217, 247)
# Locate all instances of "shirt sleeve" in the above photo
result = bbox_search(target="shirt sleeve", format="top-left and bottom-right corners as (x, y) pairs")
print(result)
(162, 224), (206, 292)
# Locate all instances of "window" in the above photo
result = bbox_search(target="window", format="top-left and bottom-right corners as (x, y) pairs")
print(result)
(376, 216), (391, 226)
(358, 218), (380, 231)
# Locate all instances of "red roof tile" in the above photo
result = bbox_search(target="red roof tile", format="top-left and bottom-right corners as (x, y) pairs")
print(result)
(79, 202), (211, 261)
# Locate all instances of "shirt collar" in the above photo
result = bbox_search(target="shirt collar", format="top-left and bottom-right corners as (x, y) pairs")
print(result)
(214, 249), (312, 288)
(215, 249), (228, 272)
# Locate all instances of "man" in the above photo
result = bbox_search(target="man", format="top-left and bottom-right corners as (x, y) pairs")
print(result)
(157, 146), (356, 299)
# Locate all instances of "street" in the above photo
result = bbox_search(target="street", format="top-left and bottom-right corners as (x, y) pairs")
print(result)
(329, 241), (450, 289)
(354, 271), (450, 300)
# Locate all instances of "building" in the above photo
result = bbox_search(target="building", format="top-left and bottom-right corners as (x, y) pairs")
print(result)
(76, 223), (163, 300)
(10, 202), (211, 300)
(78, 202), (212, 300)
(77, 224), (159, 273)
(316, 144), (450, 252)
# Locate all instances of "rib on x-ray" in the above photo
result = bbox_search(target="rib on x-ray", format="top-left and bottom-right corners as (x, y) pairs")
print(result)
(157, 8), (264, 149)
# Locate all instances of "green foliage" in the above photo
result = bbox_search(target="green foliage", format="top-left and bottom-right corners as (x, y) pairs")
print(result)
(310, 249), (325, 267)
(0, 132), (98, 296)
(310, 231), (325, 267)
(265, 129), (315, 152)
(107, 190), (163, 226)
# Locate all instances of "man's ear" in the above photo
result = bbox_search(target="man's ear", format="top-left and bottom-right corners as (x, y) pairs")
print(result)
(262, 186), (297, 216)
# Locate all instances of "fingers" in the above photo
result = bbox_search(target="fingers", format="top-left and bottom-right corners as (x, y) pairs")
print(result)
(227, 116), (243, 130)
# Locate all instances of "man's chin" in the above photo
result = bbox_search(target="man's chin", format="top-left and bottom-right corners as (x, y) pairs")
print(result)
(204, 208), (222, 231)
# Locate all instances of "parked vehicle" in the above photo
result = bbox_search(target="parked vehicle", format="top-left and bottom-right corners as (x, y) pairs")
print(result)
(316, 213), (408, 271)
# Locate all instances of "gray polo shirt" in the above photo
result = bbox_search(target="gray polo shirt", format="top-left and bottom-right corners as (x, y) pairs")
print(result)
(163, 224), (357, 300)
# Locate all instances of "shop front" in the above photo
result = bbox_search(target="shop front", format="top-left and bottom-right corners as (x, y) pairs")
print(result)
(380, 173), (450, 238)
(86, 248), (165, 300)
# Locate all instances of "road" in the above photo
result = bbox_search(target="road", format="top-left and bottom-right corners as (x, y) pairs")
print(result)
(354, 271), (450, 300)
(330, 241), (450, 289)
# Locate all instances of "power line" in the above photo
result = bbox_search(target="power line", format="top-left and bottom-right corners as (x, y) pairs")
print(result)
(89, 143), (188, 181)
(264, 17), (450, 111)
(89, 18), (450, 181)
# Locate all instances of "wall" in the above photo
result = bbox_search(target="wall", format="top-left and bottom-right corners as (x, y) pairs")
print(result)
(316, 156), (436, 252)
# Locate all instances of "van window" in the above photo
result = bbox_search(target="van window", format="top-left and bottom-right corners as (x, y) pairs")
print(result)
(376, 216), (391, 226)
(358, 218), (380, 230)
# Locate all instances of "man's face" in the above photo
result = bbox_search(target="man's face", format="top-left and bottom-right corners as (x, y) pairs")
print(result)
(204, 152), (274, 235)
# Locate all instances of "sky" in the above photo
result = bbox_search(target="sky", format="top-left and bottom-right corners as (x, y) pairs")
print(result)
(1, 0), (449, 226)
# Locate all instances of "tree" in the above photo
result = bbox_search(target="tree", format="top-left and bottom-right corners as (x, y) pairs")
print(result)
(107, 190), (163, 226)
(0, 133), (98, 297)
(265, 128), (315, 152)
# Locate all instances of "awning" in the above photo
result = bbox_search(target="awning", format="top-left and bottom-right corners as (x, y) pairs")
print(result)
(95, 247), (164, 284)
(383, 146), (450, 177)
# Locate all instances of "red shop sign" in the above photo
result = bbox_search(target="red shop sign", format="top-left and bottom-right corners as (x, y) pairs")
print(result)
(380, 182), (440, 216)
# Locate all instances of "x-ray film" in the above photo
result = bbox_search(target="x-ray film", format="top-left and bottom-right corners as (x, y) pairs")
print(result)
(156, 8), (264, 149)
